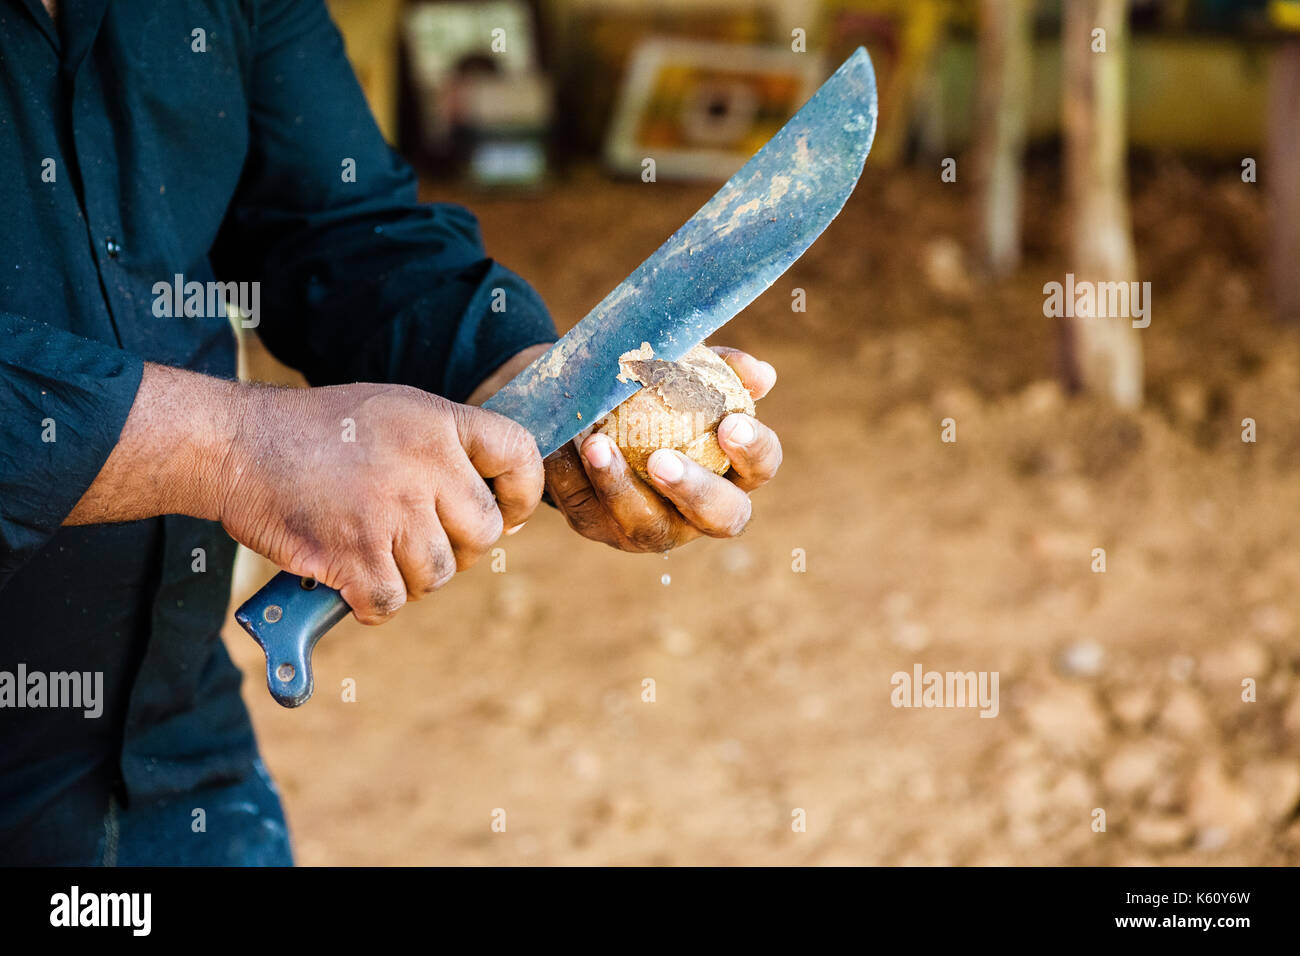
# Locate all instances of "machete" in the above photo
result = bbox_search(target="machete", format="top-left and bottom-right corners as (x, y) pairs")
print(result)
(236, 47), (878, 707)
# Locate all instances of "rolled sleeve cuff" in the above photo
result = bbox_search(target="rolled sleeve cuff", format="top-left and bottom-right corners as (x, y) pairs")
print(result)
(0, 313), (144, 583)
(438, 261), (558, 404)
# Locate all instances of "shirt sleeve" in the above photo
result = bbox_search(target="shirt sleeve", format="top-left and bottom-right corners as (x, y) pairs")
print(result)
(0, 312), (143, 584)
(210, 0), (556, 403)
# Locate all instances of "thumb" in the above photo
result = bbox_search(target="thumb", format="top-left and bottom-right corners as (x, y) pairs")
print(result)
(451, 403), (544, 529)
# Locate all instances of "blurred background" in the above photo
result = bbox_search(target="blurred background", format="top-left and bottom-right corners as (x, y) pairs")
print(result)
(225, 0), (1300, 864)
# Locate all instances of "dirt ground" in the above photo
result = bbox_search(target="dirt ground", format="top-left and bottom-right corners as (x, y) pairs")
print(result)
(224, 155), (1300, 865)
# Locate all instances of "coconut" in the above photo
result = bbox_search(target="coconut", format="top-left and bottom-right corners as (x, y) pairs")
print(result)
(594, 343), (756, 484)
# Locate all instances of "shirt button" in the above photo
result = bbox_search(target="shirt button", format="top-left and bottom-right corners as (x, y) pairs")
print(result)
(105, 237), (121, 259)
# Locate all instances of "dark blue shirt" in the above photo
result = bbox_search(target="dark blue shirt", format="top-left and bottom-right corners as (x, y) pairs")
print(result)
(0, 0), (555, 860)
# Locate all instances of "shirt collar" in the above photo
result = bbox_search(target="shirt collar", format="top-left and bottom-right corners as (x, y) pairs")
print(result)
(12, 0), (59, 53)
(58, 0), (110, 72)
(10, 0), (110, 70)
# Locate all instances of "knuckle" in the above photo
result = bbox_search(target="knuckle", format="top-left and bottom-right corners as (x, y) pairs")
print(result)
(430, 542), (457, 588)
(504, 420), (540, 466)
(423, 390), (452, 413)
(676, 473), (713, 512)
(718, 497), (753, 538)
(318, 555), (351, 594)
(562, 505), (606, 539)
(408, 554), (453, 599)
(555, 482), (599, 518)
(757, 432), (783, 475)
(352, 583), (405, 624)
(473, 503), (505, 546)
(447, 400), (484, 443)
(448, 398), (476, 430)
(352, 520), (391, 554)
(475, 479), (501, 517)
(470, 494), (504, 538)
(451, 512), (504, 564)
(732, 429), (781, 484)
(428, 567), (455, 592)
(370, 583), (406, 615)
(414, 568), (455, 596)
(626, 517), (676, 553)
(507, 493), (541, 525)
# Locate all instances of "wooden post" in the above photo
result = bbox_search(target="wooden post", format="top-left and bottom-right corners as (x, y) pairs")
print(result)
(974, 0), (1033, 276)
(1061, 0), (1143, 408)
(1269, 40), (1300, 325)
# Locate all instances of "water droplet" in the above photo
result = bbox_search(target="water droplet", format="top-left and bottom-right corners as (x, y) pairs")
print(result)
(660, 573), (671, 586)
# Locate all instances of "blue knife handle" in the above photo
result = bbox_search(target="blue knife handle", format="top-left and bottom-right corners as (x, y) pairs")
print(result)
(235, 572), (350, 708)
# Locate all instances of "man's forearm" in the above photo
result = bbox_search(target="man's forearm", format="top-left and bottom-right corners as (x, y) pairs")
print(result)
(68, 343), (549, 529)
(64, 363), (242, 525)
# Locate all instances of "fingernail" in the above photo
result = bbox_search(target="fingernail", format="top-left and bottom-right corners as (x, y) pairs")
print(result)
(584, 434), (612, 469)
(506, 522), (526, 536)
(761, 361), (777, 381)
(649, 449), (685, 483)
(722, 416), (755, 446)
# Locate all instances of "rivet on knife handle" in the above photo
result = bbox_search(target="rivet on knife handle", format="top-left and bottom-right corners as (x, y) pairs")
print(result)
(235, 572), (350, 707)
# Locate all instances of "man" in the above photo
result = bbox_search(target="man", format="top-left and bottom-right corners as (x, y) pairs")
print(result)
(0, 0), (782, 864)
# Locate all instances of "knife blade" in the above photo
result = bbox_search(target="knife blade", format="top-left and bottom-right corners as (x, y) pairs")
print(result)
(236, 47), (878, 707)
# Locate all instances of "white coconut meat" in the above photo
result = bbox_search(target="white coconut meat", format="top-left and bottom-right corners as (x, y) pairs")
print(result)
(596, 343), (756, 484)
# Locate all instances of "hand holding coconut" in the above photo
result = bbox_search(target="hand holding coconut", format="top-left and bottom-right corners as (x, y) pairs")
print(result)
(543, 345), (781, 553)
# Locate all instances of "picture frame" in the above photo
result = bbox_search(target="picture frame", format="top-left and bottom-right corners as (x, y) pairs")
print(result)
(603, 38), (826, 181)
